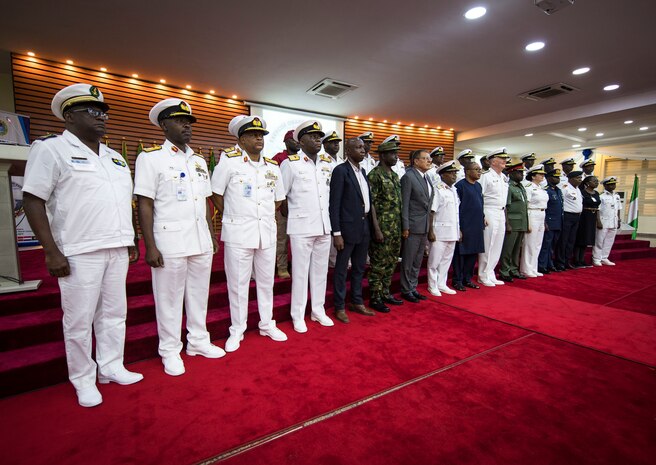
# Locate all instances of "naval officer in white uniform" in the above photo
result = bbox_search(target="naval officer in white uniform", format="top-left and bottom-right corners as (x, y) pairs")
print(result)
(211, 116), (288, 352)
(135, 99), (224, 377)
(477, 147), (510, 286)
(426, 161), (461, 296)
(22, 83), (142, 407)
(281, 121), (336, 333)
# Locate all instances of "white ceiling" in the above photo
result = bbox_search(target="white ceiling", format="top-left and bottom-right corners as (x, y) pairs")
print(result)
(2, 0), (656, 157)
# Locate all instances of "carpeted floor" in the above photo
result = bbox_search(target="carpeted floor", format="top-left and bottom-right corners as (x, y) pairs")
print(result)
(222, 334), (656, 465)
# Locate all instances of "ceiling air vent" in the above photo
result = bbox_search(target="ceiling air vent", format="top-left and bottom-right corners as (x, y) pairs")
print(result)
(307, 78), (358, 99)
(518, 82), (579, 101)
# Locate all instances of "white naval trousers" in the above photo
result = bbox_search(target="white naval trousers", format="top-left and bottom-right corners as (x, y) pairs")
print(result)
(224, 244), (276, 338)
(478, 208), (506, 282)
(592, 228), (618, 261)
(427, 240), (456, 290)
(289, 234), (331, 323)
(58, 247), (129, 390)
(520, 210), (546, 276)
(151, 252), (212, 358)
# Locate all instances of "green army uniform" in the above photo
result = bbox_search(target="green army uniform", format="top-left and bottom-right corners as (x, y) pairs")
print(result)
(499, 174), (529, 279)
(368, 165), (402, 300)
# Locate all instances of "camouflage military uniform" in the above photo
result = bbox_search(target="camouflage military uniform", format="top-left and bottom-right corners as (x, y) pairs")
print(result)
(368, 165), (402, 299)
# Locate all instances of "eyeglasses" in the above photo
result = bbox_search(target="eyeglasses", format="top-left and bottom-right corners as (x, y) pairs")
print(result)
(69, 107), (109, 120)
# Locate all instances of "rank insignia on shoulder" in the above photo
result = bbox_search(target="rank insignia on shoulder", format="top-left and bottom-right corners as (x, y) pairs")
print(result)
(264, 157), (278, 165)
(319, 155), (332, 163)
(143, 145), (162, 153)
(224, 147), (241, 157)
(38, 133), (57, 141)
(288, 155), (300, 161)
(111, 157), (127, 167)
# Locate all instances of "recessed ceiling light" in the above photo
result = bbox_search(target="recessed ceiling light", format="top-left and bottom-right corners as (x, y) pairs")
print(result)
(578, 127), (587, 132)
(624, 120), (633, 124)
(231, 94), (238, 99)
(572, 144), (581, 148)
(449, 128), (454, 131)
(410, 123), (415, 127)
(525, 41), (545, 52)
(604, 84), (620, 91)
(27, 51), (35, 57)
(437, 126), (441, 129)
(354, 116), (359, 119)
(464, 6), (486, 20)
(525, 133), (533, 137)
(132, 73), (139, 78)
(368, 117), (373, 121)
(572, 67), (590, 75)
(159, 79), (166, 84)
(209, 90), (215, 94)
(596, 133), (604, 137)
(65, 60), (74, 65)
(639, 126), (648, 131)
(383, 120), (388, 123)
(100, 67), (107, 72)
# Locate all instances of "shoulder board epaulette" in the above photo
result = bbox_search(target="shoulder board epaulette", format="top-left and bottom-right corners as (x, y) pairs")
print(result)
(264, 157), (278, 165)
(224, 147), (241, 157)
(288, 155), (300, 161)
(319, 154), (332, 163)
(143, 145), (162, 153)
(38, 133), (57, 141)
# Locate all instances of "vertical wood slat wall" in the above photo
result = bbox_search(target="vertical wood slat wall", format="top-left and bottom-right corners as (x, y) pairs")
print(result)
(344, 120), (454, 163)
(11, 53), (248, 169)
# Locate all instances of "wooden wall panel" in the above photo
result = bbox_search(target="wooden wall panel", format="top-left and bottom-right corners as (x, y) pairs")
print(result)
(12, 53), (248, 170)
(344, 120), (455, 164)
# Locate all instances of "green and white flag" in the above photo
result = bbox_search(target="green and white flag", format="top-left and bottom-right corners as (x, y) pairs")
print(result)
(627, 174), (639, 239)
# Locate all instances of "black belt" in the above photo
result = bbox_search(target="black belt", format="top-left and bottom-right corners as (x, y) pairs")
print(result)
(564, 211), (581, 215)
(583, 208), (599, 212)
(529, 208), (545, 211)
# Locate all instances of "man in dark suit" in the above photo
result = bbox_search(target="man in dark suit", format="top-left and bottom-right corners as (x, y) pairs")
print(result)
(400, 149), (435, 302)
(538, 169), (564, 273)
(329, 138), (378, 323)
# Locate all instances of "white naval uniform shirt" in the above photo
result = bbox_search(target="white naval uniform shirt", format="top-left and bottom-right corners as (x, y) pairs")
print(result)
(361, 153), (377, 175)
(561, 183), (583, 213)
(211, 146), (286, 249)
(525, 182), (549, 210)
(22, 130), (134, 257)
(391, 158), (406, 179)
(431, 180), (460, 241)
(426, 165), (439, 188)
(134, 140), (213, 258)
(599, 190), (621, 229)
(455, 167), (466, 184)
(281, 151), (334, 236)
(478, 169), (509, 210)
(349, 160), (371, 214)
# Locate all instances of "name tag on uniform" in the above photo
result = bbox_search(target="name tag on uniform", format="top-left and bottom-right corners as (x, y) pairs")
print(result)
(176, 185), (187, 201)
(70, 157), (97, 171)
(243, 183), (253, 197)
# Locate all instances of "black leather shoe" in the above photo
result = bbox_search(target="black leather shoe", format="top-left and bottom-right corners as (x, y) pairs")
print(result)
(453, 283), (466, 291)
(567, 263), (582, 270)
(412, 290), (427, 301)
(464, 281), (480, 289)
(369, 299), (391, 313)
(512, 274), (527, 280)
(538, 267), (550, 275)
(383, 294), (404, 305)
(499, 275), (514, 283)
(401, 292), (420, 303)
(552, 266), (564, 272)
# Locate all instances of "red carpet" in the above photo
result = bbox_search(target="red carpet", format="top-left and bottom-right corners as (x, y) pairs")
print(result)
(0, 300), (527, 465)
(605, 283), (656, 316)
(222, 334), (656, 465)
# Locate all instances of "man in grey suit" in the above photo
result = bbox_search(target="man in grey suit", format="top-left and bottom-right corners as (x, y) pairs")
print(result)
(400, 149), (435, 302)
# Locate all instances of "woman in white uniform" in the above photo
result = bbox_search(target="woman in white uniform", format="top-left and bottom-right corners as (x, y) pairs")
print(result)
(520, 165), (549, 277)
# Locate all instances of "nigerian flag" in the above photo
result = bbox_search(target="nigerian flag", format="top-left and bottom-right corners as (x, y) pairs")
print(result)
(136, 140), (144, 156)
(627, 174), (639, 239)
(209, 147), (216, 175)
(121, 139), (129, 163)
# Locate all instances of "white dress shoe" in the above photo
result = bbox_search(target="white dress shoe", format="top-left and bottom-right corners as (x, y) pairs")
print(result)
(98, 367), (144, 385)
(438, 286), (456, 295)
(186, 343), (226, 359)
(260, 326), (288, 342)
(428, 287), (442, 296)
(225, 334), (244, 353)
(535, 272), (544, 277)
(523, 273), (538, 278)
(592, 260), (602, 266)
(76, 386), (103, 408)
(293, 321), (308, 333)
(310, 313), (334, 326)
(601, 259), (615, 266)
(479, 280), (496, 287)
(162, 355), (185, 376)
(492, 279), (505, 285)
